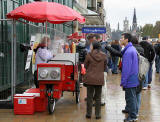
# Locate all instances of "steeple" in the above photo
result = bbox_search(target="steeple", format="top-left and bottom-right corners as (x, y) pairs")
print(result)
(117, 22), (120, 31)
(133, 8), (137, 24)
(132, 8), (137, 33)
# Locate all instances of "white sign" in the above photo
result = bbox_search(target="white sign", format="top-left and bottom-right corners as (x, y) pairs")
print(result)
(25, 35), (36, 70)
(25, 50), (33, 70)
(31, 36), (36, 42)
(18, 99), (27, 104)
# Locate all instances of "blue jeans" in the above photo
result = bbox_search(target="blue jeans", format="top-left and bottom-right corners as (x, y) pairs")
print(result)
(125, 90), (141, 115)
(112, 57), (119, 73)
(108, 57), (112, 69)
(143, 71), (149, 87)
(148, 63), (153, 84)
(155, 55), (160, 73)
(136, 92), (141, 115)
(125, 87), (137, 119)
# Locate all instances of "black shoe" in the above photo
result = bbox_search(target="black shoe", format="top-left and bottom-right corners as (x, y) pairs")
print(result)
(101, 103), (105, 106)
(93, 103), (105, 106)
(122, 109), (129, 113)
(84, 98), (87, 101)
(96, 116), (101, 119)
(124, 118), (138, 122)
(86, 115), (91, 119)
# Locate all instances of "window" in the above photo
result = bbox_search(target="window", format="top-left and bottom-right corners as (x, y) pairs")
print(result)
(88, 0), (92, 7)
(7, 1), (13, 13)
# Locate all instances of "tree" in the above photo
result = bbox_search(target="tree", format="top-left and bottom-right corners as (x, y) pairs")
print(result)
(152, 21), (160, 38)
(142, 24), (153, 38)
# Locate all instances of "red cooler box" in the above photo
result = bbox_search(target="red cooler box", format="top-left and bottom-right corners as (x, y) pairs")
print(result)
(24, 88), (47, 112)
(14, 94), (35, 115)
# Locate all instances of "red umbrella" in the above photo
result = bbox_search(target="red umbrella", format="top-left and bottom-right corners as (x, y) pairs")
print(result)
(7, 1), (85, 24)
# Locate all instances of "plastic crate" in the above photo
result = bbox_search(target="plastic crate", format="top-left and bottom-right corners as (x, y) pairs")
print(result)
(35, 97), (47, 112)
(24, 88), (47, 112)
(14, 94), (35, 115)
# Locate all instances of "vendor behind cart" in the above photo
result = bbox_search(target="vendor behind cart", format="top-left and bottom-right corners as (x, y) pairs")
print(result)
(34, 36), (54, 88)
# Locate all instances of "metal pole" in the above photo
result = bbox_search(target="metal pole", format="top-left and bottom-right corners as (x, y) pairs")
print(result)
(46, 21), (47, 34)
(11, 19), (16, 103)
(13, 20), (16, 98)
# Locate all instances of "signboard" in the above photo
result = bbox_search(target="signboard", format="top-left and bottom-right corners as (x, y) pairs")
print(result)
(82, 27), (106, 34)
(25, 35), (35, 70)
(25, 50), (33, 70)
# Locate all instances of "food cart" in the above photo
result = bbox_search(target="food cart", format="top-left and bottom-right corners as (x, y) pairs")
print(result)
(6, 1), (85, 114)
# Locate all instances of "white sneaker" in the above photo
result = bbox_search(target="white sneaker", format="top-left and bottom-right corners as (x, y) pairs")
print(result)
(80, 83), (83, 88)
(142, 87), (148, 90)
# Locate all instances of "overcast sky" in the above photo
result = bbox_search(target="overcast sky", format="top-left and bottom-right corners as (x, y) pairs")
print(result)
(104, 0), (160, 30)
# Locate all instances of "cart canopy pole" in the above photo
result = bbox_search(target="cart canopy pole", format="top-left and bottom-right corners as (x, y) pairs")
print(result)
(45, 21), (47, 34)
(11, 19), (16, 103)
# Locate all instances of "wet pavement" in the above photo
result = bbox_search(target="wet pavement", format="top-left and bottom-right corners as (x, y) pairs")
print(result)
(0, 69), (160, 122)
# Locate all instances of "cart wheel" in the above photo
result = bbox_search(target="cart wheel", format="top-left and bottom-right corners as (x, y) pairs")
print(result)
(76, 81), (80, 104)
(48, 96), (56, 114)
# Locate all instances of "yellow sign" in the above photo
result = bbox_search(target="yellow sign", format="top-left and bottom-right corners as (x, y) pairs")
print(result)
(159, 34), (160, 39)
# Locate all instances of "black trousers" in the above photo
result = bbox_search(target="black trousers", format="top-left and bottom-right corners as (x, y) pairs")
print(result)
(34, 71), (39, 88)
(86, 85), (102, 117)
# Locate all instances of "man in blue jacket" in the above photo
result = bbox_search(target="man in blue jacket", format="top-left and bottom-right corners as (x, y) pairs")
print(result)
(120, 33), (139, 122)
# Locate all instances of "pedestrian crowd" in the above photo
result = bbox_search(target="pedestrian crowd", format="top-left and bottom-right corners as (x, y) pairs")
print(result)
(34, 33), (158, 122)
(80, 33), (157, 122)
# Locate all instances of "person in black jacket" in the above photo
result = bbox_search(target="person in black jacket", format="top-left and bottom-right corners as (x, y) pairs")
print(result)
(111, 40), (121, 74)
(76, 39), (87, 63)
(131, 36), (144, 56)
(76, 38), (87, 84)
(154, 40), (160, 73)
(139, 37), (155, 89)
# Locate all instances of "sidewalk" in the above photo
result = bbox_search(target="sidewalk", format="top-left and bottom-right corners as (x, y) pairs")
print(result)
(0, 71), (160, 122)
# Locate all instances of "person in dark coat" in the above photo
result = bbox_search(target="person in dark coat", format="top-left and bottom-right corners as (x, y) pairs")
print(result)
(131, 36), (144, 56)
(76, 39), (87, 84)
(154, 40), (160, 73)
(84, 41), (107, 119)
(139, 38), (155, 89)
(76, 39), (87, 63)
(111, 40), (121, 74)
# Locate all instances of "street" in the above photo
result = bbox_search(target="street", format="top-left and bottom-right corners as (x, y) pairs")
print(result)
(0, 68), (160, 122)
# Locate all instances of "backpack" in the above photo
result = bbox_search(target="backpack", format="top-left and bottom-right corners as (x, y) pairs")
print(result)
(137, 52), (149, 81)
(136, 51), (150, 93)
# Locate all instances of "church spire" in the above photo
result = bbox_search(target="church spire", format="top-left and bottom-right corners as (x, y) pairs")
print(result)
(133, 8), (137, 24)
(132, 8), (138, 36)
(117, 22), (120, 31)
